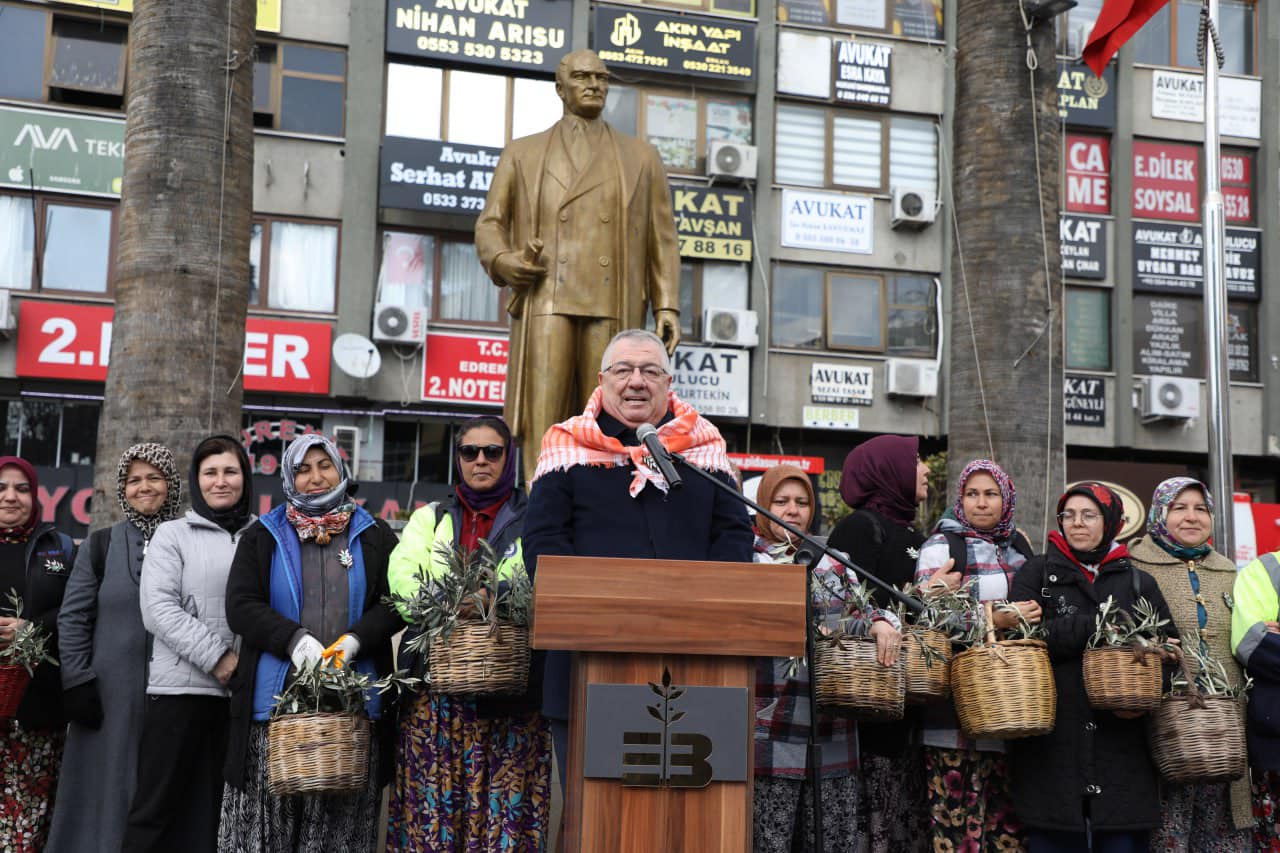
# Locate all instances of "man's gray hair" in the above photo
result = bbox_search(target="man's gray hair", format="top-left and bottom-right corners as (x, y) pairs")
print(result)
(599, 329), (672, 374)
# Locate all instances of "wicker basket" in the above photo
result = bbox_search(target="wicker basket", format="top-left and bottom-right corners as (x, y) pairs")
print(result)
(267, 712), (370, 795)
(952, 639), (1056, 739)
(0, 665), (31, 719)
(904, 626), (951, 704)
(1083, 645), (1163, 712)
(427, 621), (530, 695)
(1150, 694), (1247, 784)
(812, 635), (905, 721)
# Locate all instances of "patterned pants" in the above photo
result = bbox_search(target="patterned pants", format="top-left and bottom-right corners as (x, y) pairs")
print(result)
(1151, 781), (1249, 852)
(1253, 770), (1280, 851)
(753, 774), (861, 853)
(0, 720), (63, 853)
(861, 745), (929, 853)
(924, 747), (1024, 853)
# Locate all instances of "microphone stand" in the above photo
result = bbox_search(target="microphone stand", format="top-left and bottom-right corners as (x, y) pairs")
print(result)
(667, 451), (922, 853)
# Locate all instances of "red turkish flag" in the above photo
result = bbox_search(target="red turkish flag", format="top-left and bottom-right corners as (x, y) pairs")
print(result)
(1082, 0), (1172, 77)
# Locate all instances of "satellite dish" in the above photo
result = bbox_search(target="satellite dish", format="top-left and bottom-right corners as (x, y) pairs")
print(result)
(332, 333), (381, 380)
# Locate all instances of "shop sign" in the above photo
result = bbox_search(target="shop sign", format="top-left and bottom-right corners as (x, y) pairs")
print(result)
(1064, 134), (1109, 215)
(671, 346), (749, 418)
(1058, 62), (1115, 128)
(1064, 374), (1105, 427)
(1150, 70), (1260, 140)
(1060, 214), (1106, 281)
(593, 6), (756, 83)
(810, 362), (873, 406)
(1, 106), (124, 197)
(801, 405), (860, 430)
(1221, 151), (1252, 224)
(834, 39), (891, 108)
(1227, 304), (1257, 383)
(15, 301), (332, 393)
(780, 189), (873, 255)
(779, 0), (941, 40)
(421, 331), (508, 405)
(49, 0), (282, 30)
(385, 0), (571, 73)
(726, 452), (825, 474)
(1134, 295), (1202, 378)
(1131, 222), (1260, 301)
(671, 185), (752, 261)
(1131, 140), (1198, 223)
(240, 418), (329, 476)
(379, 136), (496, 214)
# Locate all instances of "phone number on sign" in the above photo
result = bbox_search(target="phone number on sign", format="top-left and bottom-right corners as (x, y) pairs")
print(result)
(420, 192), (485, 211)
(678, 236), (750, 261)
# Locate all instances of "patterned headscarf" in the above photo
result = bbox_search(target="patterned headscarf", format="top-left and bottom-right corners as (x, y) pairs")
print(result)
(1148, 477), (1213, 560)
(281, 434), (354, 544)
(0, 456), (40, 544)
(838, 435), (920, 527)
(116, 444), (182, 542)
(1049, 481), (1128, 569)
(953, 459), (1017, 543)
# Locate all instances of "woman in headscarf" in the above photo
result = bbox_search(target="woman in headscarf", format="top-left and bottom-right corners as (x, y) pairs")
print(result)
(49, 444), (183, 853)
(752, 464), (901, 853)
(1008, 482), (1177, 853)
(0, 456), (76, 852)
(914, 459), (1037, 853)
(1128, 478), (1251, 851)
(122, 435), (256, 852)
(219, 434), (403, 853)
(386, 415), (550, 852)
(826, 435), (930, 852)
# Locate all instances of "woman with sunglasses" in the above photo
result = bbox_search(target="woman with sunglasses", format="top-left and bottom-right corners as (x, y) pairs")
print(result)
(386, 416), (550, 852)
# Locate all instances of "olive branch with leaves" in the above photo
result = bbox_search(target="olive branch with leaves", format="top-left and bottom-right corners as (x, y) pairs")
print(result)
(0, 590), (57, 676)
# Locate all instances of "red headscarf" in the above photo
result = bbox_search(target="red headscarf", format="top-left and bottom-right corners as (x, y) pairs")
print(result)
(0, 457), (41, 544)
(1047, 481), (1129, 579)
(838, 435), (920, 527)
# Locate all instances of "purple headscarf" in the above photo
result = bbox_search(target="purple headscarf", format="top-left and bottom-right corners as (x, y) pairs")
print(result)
(455, 415), (517, 511)
(838, 435), (920, 527)
(953, 459), (1017, 542)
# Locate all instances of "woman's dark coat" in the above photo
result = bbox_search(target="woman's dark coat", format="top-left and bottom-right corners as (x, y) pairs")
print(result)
(11, 522), (76, 728)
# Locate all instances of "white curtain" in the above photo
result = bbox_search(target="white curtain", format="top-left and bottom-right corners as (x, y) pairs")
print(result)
(439, 239), (496, 322)
(0, 196), (34, 289)
(269, 221), (338, 312)
(775, 105), (826, 187)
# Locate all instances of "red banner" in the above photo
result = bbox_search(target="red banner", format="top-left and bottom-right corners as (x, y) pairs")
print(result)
(727, 453), (826, 474)
(1065, 134), (1110, 215)
(1222, 151), (1252, 224)
(421, 331), (508, 405)
(1131, 140), (1199, 222)
(242, 317), (331, 394)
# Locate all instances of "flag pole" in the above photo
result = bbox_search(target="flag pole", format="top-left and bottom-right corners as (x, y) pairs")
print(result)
(1201, 0), (1234, 559)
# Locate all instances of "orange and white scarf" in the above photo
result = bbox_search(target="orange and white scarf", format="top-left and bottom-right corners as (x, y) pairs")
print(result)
(531, 388), (733, 497)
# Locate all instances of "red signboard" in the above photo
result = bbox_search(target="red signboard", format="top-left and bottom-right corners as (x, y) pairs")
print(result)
(1222, 151), (1252, 224)
(421, 331), (508, 405)
(16, 300), (332, 394)
(727, 453), (826, 474)
(1064, 134), (1110, 215)
(1131, 140), (1199, 222)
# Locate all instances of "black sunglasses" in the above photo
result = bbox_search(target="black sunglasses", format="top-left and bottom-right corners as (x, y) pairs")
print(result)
(458, 444), (505, 462)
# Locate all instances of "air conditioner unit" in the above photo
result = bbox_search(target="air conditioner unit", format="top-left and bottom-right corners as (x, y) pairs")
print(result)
(372, 302), (427, 344)
(885, 358), (939, 397)
(891, 185), (937, 230)
(1142, 376), (1200, 419)
(702, 307), (758, 347)
(332, 425), (360, 473)
(0, 290), (13, 334)
(707, 141), (758, 181)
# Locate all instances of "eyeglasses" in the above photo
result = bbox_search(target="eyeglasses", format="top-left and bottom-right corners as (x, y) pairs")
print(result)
(458, 444), (504, 462)
(604, 362), (668, 381)
(1058, 510), (1101, 524)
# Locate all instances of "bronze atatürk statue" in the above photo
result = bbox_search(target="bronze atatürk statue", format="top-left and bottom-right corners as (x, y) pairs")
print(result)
(475, 49), (681, 480)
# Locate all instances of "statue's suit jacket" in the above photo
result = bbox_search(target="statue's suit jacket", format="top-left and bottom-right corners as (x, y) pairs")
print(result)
(475, 117), (680, 438)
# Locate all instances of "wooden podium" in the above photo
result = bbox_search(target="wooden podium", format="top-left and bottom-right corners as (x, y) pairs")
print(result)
(532, 555), (805, 853)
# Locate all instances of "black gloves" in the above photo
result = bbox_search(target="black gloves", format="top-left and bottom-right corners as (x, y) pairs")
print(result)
(64, 679), (104, 729)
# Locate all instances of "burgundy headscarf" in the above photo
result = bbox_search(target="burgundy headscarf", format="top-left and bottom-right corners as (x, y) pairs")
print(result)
(0, 456), (41, 544)
(455, 415), (517, 511)
(838, 435), (920, 527)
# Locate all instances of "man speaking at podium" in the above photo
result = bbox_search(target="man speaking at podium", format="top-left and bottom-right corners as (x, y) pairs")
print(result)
(522, 329), (753, 783)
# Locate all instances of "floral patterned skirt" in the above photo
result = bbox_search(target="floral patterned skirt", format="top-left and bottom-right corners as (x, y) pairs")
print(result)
(924, 747), (1024, 853)
(387, 693), (552, 852)
(0, 719), (64, 853)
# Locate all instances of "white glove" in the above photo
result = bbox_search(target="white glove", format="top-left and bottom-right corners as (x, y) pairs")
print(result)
(322, 633), (361, 668)
(290, 633), (325, 669)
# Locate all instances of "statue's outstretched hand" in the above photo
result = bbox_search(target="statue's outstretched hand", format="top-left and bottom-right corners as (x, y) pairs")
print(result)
(655, 309), (681, 353)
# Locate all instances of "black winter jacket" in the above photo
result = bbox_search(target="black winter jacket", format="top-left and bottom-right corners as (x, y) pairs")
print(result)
(7, 523), (76, 729)
(1008, 548), (1178, 833)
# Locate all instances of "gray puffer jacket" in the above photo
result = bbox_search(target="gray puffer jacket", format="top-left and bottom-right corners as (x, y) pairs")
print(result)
(140, 510), (256, 697)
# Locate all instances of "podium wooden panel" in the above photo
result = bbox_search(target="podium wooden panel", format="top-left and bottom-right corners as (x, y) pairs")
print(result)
(532, 556), (805, 853)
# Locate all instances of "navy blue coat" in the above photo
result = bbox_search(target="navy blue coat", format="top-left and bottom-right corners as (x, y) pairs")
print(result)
(522, 411), (754, 720)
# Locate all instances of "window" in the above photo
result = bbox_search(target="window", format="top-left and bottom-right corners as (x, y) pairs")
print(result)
(604, 85), (752, 175)
(771, 264), (937, 355)
(0, 398), (100, 467)
(384, 63), (560, 146)
(255, 42), (347, 136)
(1065, 287), (1111, 371)
(376, 229), (504, 326)
(1058, 0), (1103, 58)
(0, 5), (48, 101)
(775, 105), (936, 194)
(1133, 0), (1255, 75)
(0, 5), (128, 109)
(658, 261), (748, 341)
(608, 0), (755, 17)
(0, 193), (116, 294)
(249, 218), (339, 313)
(381, 418), (452, 482)
(777, 0), (943, 40)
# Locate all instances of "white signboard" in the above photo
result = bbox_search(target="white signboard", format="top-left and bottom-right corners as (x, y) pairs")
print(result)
(836, 0), (884, 28)
(1150, 70), (1261, 140)
(670, 345), (749, 418)
(802, 405), (861, 430)
(781, 189), (874, 255)
(810, 362), (874, 405)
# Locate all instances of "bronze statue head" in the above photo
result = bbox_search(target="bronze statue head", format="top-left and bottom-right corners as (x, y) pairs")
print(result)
(555, 49), (610, 120)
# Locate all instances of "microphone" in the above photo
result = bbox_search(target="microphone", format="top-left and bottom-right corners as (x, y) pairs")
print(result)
(636, 423), (682, 490)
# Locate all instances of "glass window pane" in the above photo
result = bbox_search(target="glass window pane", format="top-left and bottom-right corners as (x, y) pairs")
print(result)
(49, 18), (126, 94)
(1227, 302), (1256, 382)
(646, 94), (698, 172)
(381, 419), (419, 482)
(377, 231), (433, 310)
(1175, 0), (1199, 68)
(1132, 4), (1171, 65)
(43, 204), (111, 293)
(282, 44), (345, 77)
(702, 262), (749, 309)
(1218, 0), (1253, 75)
(775, 104), (826, 187)
(0, 196), (35, 290)
(889, 117), (937, 196)
(777, 31), (832, 98)
(887, 274), (935, 357)
(249, 222), (262, 304)
(59, 403), (99, 467)
(1065, 287), (1110, 370)
(385, 64), (442, 139)
(829, 274), (882, 349)
(446, 70), (506, 146)
(832, 114), (881, 188)
(0, 6), (47, 100)
(771, 265), (824, 348)
(438, 239), (497, 322)
(15, 401), (60, 467)
(512, 78), (561, 138)
(0, 402), (17, 457)
(603, 86), (638, 136)
(1061, 0), (1104, 57)
(679, 263), (697, 336)
(253, 44), (276, 114)
(705, 98), (752, 146)
(280, 77), (345, 136)
(267, 221), (338, 312)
